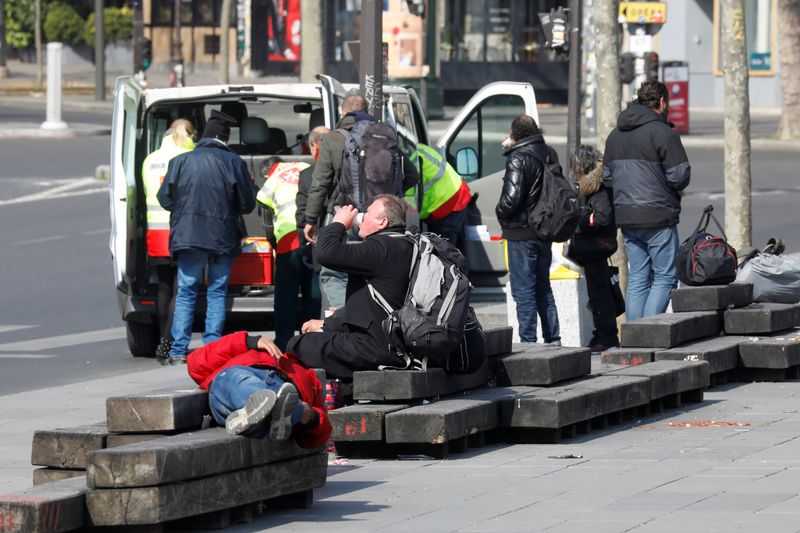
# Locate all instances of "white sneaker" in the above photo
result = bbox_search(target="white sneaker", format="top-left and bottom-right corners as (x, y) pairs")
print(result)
(269, 382), (299, 441)
(225, 390), (277, 435)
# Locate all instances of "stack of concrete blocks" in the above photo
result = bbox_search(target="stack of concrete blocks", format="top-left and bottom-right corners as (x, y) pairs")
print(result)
(1, 389), (328, 532)
(602, 282), (800, 383)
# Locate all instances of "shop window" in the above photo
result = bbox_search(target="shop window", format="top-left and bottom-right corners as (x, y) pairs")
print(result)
(713, 0), (775, 75)
(150, 0), (236, 27)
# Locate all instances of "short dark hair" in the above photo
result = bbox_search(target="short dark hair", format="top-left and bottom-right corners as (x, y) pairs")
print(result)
(510, 114), (542, 141)
(569, 145), (601, 178)
(342, 94), (368, 114)
(637, 80), (669, 110)
(260, 156), (283, 177)
(373, 194), (407, 227)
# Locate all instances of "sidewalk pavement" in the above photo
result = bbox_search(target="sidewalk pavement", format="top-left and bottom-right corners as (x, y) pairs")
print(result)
(2, 359), (800, 532)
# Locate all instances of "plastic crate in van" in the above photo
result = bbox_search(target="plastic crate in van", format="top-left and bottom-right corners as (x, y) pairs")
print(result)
(229, 238), (273, 286)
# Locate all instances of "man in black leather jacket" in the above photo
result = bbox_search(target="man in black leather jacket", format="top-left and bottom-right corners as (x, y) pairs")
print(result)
(496, 115), (561, 345)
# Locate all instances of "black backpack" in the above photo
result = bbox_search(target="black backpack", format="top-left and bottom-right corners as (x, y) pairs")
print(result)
(676, 205), (738, 286)
(445, 306), (486, 374)
(368, 232), (472, 370)
(339, 120), (404, 210)
(527, 148), (580, 242)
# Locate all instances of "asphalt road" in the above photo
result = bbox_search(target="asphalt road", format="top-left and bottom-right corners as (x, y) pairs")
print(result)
(0, 104), (798, 396)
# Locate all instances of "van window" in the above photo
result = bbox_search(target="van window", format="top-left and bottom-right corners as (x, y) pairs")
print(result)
(391, 101), (418, 156)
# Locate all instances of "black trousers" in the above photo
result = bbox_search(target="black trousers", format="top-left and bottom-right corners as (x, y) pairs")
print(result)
(286, 323), (399, 379)
(154, 263), (177, 340)
(580, 258), (619, 345)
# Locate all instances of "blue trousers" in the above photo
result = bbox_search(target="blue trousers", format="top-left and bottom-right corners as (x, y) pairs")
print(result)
(507, 239), (561, 343)
(622, 225), (679, 320)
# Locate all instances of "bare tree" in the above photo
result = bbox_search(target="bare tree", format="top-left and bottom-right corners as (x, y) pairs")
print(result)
(722, 0), (752, 250)
(300, 0), (323, 83)
(219, 0), (232, 83)
(777, 0), (800, 139)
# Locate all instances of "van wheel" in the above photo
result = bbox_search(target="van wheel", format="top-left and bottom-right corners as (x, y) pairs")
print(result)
(126, 320), (159, 357)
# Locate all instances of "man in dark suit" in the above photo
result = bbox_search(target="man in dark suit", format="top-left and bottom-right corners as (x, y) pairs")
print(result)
(287, 194), (413, 379)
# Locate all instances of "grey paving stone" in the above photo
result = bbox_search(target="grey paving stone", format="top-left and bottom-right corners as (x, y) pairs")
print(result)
(724, 303), (800, 335)
(656, 336), (745, 374)
(671, 283), (753, 312)
(85, 453), (327, 526)
(605, 360), (710, 400)
(30, 423), (108, 469)
(493, 345), (591, 386)
(352, 361), (490, 401)
(738, 330), (800, 369)
(32, 468), (85, 486)
(0, 476), (87, 533)
(483, 326), (514, 357)
(600, 347), (660, 366)
(105, 388), (209, 433)
(620, 311), (723, 348)
(87, 427), (315, 488)
(329, 403), (410, 442)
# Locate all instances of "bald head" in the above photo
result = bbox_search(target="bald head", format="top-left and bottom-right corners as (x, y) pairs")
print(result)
(341, 95), (368, 115)
(308, 125), (329, 148)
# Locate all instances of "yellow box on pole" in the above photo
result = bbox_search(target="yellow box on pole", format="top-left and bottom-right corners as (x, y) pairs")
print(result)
(619, 2), (667, 24)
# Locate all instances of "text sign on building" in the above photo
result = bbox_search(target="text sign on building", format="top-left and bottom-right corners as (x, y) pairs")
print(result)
(619, 2), (667, 24)
(662, 62), (689, 134)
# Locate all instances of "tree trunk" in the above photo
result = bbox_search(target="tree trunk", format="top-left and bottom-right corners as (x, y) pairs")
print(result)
(219, 0), (232, 84)
(35, 0), (42, 89)
(722, 0), (752, 251)
(300, 0), (323, 83)
(594, 0), (627, 304)
(777, 0), (800, 139)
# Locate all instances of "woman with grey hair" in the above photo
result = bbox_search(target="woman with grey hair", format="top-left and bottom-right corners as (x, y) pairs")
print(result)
(568, 145), (621, 352)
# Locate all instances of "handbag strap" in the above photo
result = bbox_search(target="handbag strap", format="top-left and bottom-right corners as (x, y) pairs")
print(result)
(693, 205), (728, 241)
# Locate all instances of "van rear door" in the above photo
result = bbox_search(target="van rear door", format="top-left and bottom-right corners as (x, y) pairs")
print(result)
(109, 77), (143, 290)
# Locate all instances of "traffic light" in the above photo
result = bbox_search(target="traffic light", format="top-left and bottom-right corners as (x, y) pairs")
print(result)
(620, 52), (634, 84)
(644, 52), (659, 81)
(142, 38), (152, 71)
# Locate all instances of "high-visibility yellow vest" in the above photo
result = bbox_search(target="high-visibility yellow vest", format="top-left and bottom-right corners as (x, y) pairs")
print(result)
(406, 143), (464, 220)
(257, 162), (310, 254)
(142, 136), (194, 257)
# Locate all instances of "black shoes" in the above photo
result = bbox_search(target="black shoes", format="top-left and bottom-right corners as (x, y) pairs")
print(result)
(156, 338), (173, 365)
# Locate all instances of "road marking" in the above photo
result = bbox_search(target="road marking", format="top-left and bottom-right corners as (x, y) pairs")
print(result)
(0, 327), (126, 352)
(12, 235), (67, 246)
(82, 228), (109, 236)
(0, 353), (58, 359)
(0, 177), (105, 206)
(0, 325), (36, 334)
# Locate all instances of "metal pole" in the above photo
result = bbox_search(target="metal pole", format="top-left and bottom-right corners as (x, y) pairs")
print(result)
(41, 42), (67, 130)
(95, 0), (105, 100)
(35, 0), (42, 89)
(172, 0), (184, 86)
(0, 0), (8, 78)
(359, 0), (384, 118)
(133, 0), (144, 82)
(566, 0), (583, 158)
(220, 0), (232, 83)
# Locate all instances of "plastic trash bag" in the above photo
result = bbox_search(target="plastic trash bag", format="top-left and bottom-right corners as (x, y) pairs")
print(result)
(737, 253), (800, 303)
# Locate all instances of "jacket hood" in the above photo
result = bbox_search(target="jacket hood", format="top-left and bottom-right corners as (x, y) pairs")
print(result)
(504, 133), (545, 156)
(617, 103), (666, 132)
(195, 137), (234, 151)
(578, 161), (603, 196)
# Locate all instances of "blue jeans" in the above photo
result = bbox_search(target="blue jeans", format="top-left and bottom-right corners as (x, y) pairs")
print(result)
(507, 239), (561, 343)
(209, 366), (303, 437)
(170, 250), (234, 357)
(622, 225), (679, 321)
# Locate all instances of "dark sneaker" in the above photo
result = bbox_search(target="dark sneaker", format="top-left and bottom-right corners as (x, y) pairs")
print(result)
(169, 355), (187, 365)
(225, 390), (277, 435)
(590, 343), (620, 354)
(269, 382), (299, 441)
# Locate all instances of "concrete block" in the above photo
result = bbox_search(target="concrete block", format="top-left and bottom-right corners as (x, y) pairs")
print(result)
(620, 311), (722, 348)
(329, 404), (410, 442)
(87, 427), (313, 488)
(31, 423), (108, 469)
(656, 335), (745, 375)
(106, 433), (167, 448)
(105, 388), (209, 433)
(739, 331), (800, 369)
(600, 347), (659, 366)
(671, 283), (753, 312)
(724, 303), (800, 335)
(384, 387), (519, 444)
(0, 477), (87, 533)
(499, 375), (649, 429)
(352, 361), (490, 401)
(493, 344), (591, 386)
(606, 360), (710, 399)
(85, 453), (327, 526)
(33, 468), (85, 486)
(484, 326), (514, 357)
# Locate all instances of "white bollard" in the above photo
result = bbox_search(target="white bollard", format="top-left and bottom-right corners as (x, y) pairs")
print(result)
(41, 42), (68, 130)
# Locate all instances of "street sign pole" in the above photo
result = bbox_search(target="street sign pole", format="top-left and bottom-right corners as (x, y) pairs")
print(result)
(359, 0), (384, 118)
(133, 1), (145, 83)
(94, 0), (105, 100)
(567, 0), (583, 158)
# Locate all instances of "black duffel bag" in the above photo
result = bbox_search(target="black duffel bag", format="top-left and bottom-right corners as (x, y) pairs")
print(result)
(675, 205), (738, 286)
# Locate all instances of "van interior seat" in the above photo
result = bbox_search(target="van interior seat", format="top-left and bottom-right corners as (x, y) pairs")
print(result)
(309, 108), (325, 130)
(240, 117), (271, 155)
(265, 127), (288, 154)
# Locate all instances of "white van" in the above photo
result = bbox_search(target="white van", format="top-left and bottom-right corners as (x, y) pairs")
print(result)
(110, 75), (538, 356)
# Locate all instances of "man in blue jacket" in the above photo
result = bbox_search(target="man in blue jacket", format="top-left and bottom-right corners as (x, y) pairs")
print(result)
(603, 81), (691, 320)
(157, 110), (256, 364)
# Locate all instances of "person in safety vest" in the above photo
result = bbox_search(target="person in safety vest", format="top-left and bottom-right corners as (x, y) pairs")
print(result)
(141, 119), (196, 359)
(407, 143), (472, 246)
(257, 156), (321, 351)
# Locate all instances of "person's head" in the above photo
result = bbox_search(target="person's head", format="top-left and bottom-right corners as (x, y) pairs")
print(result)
(308, 125), (329, 160)
(509, 114), (542, 142)
(167, 118), (196, 149)
(637, 80), (669, 118)
(341, 94), (368, 117)
(358, 194), (407, 239)
(260, 156), (284, 178)
(202, 109), (236, 143)
(569, 145), (601, 180)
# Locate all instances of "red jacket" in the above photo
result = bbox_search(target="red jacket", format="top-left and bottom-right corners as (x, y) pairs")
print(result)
(187, 331), (331, 449)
